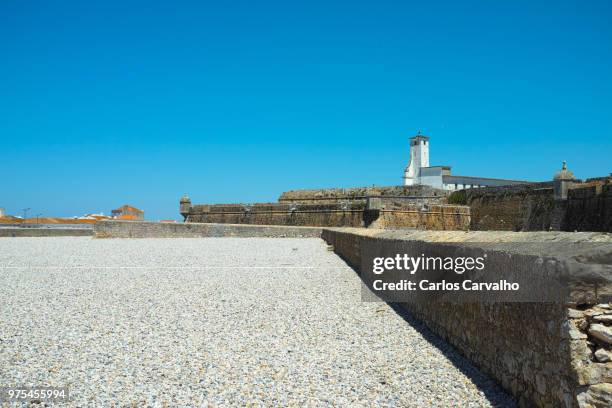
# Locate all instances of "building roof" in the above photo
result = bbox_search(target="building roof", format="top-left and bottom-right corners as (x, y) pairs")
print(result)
(111, 205), (144, 214)
(443, 175), (531, 186)
(421, 165), (451, 170)
(409, 130), (429, 141)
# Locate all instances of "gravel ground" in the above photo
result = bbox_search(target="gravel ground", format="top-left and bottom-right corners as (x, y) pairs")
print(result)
(0, 237), (515, 407)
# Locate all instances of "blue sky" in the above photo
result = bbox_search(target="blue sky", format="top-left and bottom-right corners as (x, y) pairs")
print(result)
(1, 0), (611, 220)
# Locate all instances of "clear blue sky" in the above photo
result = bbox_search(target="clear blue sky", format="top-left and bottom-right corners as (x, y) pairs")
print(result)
(1, 0), (610, 220)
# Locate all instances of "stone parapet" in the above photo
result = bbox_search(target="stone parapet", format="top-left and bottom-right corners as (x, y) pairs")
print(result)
(94, 220), (322, 238)
(321, 228), (612, 407)
(279, 184), (448, 204)
(0, 228), (93, 237)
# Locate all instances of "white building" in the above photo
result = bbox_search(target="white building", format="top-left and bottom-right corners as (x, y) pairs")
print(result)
(0, 208), (5, 217)
(403, 132), (528, 190)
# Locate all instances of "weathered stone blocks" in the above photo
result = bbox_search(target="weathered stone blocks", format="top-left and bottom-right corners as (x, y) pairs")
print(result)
(590, 324), (612, 345)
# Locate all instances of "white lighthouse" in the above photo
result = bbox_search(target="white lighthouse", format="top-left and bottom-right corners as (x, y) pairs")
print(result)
(403, 132), (430, 186)
(402, 131), (529, 189)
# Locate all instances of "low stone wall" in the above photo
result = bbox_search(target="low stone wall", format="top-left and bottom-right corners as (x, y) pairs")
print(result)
(321, 228), (612, 407)
(94, 220), (322, 238)
(0, 228), (93, 237)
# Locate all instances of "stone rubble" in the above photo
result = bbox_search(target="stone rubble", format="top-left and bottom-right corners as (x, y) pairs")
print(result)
(593, 315), (612, 324)
(589, 324), (612, 345)
(568, 304), (612, 407)
(594, 349), (612, 363)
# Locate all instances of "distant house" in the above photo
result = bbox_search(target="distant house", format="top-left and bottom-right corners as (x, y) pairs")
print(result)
(0, 208), (5, 217)
(111, 205), (144, 221)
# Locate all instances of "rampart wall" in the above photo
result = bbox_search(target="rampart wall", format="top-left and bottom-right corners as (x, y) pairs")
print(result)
(565, 184), (612, 232)
(448, 182), (556, 231)
(322, 228), (612, 407)
(449, 178), (612, 232)
(372, 200), (470, 230)
(185, 201), (470, 230)
(188, 202), (366, 227)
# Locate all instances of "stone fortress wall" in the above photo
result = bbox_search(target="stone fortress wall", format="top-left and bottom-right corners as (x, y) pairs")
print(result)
(321, 228), (612, 408)
(448, 182), (557, 231)
(564, 178), (612, 232)
(184, 185), (471, 231)
(448, 176), (612, 232)
(183, 173), (611, 233)
(187, 202), (366, 228)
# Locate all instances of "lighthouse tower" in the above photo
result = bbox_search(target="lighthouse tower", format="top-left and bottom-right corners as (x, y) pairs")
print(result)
(403, 132), (430, 185)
